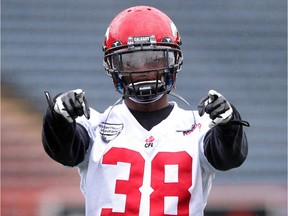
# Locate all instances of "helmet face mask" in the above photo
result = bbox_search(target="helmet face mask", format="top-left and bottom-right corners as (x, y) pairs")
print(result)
(103, 6), (183, 103)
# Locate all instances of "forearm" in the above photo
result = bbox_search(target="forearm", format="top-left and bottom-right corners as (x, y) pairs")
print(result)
(203, 105), (248, 170)
(42, 109), (90, 166)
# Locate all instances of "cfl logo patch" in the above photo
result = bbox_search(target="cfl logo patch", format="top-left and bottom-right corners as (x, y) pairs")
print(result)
(144, 136), (154, 148)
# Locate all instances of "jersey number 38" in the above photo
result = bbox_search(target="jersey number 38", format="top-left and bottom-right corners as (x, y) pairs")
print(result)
(101, 147), (193, 215)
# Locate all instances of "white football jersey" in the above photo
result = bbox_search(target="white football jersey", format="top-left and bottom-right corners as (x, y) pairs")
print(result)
(76, 101), (216, 216)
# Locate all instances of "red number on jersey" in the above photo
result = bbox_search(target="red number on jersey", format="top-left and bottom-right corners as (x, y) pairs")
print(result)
(101, 148), (145, 216)
(100, 147), (192, 215)
(151, 152), (192, 215)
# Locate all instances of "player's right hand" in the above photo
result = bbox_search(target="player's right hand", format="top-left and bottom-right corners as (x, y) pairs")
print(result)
(49, 89), (90, 123)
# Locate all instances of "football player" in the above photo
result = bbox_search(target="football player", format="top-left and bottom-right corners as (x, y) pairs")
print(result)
(42, 5), (249, 215)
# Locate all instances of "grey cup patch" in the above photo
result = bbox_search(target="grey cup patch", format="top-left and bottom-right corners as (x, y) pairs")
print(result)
(99, 122), (124, 143)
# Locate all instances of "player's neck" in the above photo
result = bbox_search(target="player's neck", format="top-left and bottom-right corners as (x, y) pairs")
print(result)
(124, 94), (169, 112)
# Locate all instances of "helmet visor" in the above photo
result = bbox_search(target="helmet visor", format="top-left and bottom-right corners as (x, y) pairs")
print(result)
(111, 49), (175, 72)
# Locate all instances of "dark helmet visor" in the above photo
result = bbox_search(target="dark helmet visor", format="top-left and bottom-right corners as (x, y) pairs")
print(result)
(111, 49), (175, 72)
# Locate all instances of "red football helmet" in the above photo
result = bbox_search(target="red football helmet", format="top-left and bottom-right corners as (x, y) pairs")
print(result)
(103, 5), (183, 103)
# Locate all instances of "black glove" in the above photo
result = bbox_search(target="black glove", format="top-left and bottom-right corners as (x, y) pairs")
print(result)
(45, 89), (90, 123)
(198, 90), (233, 128)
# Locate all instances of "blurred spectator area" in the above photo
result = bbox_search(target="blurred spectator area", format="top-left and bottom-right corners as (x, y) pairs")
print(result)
(1, 85), (85, 216)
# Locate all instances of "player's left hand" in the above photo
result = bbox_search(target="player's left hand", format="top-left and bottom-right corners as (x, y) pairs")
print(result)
(198, 90), (233, 128)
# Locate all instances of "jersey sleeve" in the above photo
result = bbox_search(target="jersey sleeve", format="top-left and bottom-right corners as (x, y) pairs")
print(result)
(203, 104), (248, 171)
(42, 108), (90, 167)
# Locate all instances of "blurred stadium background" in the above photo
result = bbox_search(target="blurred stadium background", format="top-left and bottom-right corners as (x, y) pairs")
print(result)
(1, 0), (287, 215)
